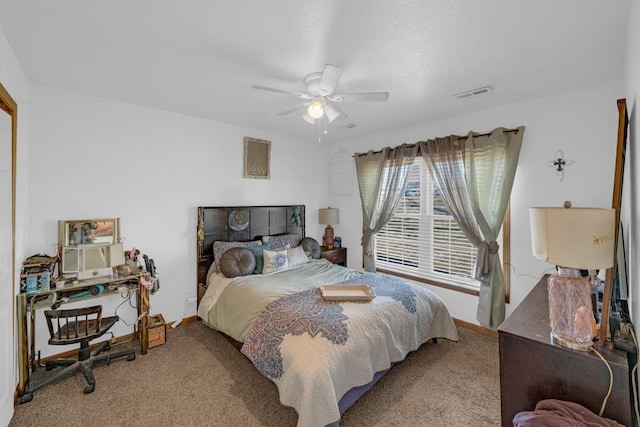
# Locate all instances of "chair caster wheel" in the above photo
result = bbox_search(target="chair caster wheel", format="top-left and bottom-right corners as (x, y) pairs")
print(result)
(18, 393), (33, 404)
(127, 353), (136, 361)
(83, 383), (95, 394)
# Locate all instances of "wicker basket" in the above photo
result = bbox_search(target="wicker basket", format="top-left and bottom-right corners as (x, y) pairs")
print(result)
(147, 314), (166, 348)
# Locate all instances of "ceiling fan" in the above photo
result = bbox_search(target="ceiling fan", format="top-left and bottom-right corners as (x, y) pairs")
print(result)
(252, 64), (389, 125)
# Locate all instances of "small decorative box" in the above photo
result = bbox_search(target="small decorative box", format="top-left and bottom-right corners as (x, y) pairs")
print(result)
(147, 314), (166, 348)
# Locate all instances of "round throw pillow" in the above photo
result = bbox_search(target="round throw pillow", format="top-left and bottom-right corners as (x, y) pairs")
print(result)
(219, 247), (256, 278)
(301, 237), (321, 259)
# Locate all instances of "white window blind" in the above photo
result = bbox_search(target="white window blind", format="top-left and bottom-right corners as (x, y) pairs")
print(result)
(376, 158), (503, 291)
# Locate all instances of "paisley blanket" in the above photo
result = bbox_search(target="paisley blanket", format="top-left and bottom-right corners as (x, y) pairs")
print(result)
(240, 272), (459, 427)
(200, 260), (360, 342)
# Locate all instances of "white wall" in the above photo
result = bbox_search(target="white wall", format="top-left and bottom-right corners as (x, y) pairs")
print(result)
(0, 19), (30, 300)
(26, 84), (330, 356)
(624, 0), (640, 326)
(0, 22), (29, 427)
(327, 81), (622, 326)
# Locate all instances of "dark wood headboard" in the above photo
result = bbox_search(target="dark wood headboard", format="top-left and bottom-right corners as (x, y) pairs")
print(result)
(196, 205), (305, 304)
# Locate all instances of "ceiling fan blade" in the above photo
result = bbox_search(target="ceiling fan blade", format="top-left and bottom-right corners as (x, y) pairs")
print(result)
(276, 103), (308, 116)
(330, 92), (390, 103)
(318, 64), (343, 96)
(324, 103), (347, 123)
(252, 85), (309, 98)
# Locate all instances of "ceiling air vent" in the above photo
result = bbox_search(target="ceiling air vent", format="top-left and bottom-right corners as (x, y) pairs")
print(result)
(339, 123), (357, 129)
(454, 85), (493, 100)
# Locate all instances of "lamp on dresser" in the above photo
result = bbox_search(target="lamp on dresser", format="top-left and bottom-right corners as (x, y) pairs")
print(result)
(319, 207), (339, 249)
(529, 202), (615, 351)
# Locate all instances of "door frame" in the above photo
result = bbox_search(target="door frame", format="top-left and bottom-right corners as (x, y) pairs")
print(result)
(0, 82), (18, 401)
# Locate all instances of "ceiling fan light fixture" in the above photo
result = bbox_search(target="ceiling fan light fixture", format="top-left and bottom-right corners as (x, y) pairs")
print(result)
(302, 113), (315, 124)
(307, 100), (324, 119)
(324, 104), (340, 123)
(251, 64), (388, 133)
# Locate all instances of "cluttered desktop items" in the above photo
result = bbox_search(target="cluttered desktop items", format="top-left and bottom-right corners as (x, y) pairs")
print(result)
(17, 217), (160, 403)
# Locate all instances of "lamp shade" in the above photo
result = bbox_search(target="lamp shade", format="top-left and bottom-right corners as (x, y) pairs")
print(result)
(319, 208), (339, 225)
(324, 104), (340, 123)
(529, 207), (615, 270)
(302, 113), (315, 124)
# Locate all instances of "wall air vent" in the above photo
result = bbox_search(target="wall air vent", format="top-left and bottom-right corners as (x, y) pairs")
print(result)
(454, 85), (493, 100)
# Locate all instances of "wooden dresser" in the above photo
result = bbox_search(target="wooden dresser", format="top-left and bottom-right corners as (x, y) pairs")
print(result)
(498, 275), (632, 426)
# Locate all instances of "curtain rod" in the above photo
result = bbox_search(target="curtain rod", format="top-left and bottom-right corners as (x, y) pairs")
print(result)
(353, 127), (520, 158)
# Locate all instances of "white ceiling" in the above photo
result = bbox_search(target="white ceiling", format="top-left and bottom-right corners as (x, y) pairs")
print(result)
(0, 0), (630, 143)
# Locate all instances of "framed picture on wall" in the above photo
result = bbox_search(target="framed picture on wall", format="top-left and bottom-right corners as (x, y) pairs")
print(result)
(243, 137), (271, 179)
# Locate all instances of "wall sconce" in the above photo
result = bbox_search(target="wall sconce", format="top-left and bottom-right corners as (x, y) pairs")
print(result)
(529, 203), (615, 351)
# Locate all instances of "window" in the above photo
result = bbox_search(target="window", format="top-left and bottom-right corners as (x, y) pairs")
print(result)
(376, 157), (509, 297)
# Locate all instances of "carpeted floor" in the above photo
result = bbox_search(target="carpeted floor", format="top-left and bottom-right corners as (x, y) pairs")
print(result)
(9, 321), (500, 426)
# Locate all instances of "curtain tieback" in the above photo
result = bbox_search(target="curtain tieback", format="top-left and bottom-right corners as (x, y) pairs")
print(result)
(487, 240), (499, 254)
(361, 229), (374, 255)
(475, 240), (500, 279)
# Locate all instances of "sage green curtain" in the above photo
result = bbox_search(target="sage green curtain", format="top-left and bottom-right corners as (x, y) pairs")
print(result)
(420, 126), (524, 328)
(419, 135), (483, 252)
(354, 144), (418, 272)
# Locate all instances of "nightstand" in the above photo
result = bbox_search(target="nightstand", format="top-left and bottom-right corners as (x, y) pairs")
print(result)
(320, 246), (347, 267)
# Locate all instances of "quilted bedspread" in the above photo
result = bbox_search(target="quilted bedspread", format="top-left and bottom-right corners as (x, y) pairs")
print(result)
(201, 260), (361, 342)
(239, 271), (459, 427)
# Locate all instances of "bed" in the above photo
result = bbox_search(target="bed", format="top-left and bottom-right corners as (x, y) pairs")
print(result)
(196, 205), (459, 427)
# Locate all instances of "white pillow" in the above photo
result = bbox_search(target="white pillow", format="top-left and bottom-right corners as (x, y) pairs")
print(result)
(287, 245), (309, 268)
(262, 249), (289, 274)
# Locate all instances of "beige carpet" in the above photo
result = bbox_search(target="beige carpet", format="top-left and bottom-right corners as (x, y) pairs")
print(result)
(10, 321), (500, 427)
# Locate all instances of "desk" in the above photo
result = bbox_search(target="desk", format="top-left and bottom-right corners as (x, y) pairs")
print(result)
(16, 274), (150, 397)
(498, 275), (632, 426)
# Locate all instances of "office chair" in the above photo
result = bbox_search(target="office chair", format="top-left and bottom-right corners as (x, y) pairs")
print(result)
(18, 305), (136, 403)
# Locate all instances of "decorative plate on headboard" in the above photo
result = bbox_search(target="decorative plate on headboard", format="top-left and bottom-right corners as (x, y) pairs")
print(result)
(228, 209), (250, 231)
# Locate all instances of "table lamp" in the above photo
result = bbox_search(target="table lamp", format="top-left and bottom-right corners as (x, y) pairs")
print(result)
(319, 207), (339, 249)
(529, 204), (615, 351)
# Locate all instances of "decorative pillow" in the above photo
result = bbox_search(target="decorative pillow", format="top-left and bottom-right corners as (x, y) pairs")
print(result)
(219, 247), (256, 278)
(262, 249), (289, 274)
(213, 240), (261, 271)
(287, 245), (310, 268)
(301, 237), (321, 259)
(272, 243), (291, 252)
(262, 234), (302, 251)
(247, 245), (269, 274)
